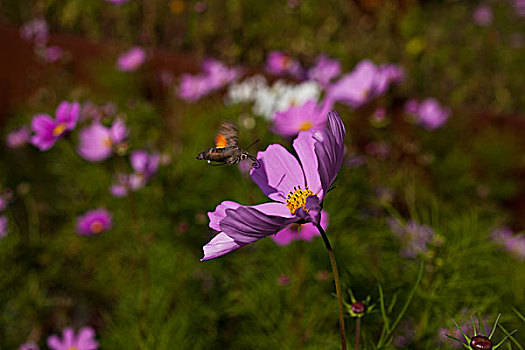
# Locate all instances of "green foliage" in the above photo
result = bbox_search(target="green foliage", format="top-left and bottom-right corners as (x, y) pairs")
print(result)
(1, 0), (525, 349)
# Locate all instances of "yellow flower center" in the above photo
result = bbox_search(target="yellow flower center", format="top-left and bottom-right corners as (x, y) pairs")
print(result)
(280, 56), (292, 69)
(299, 121), (312, 131)
(103, 135), (113, 148)
(90, 221), (104, 234)
(52, 123), (67, 137)
(286, 185), (315, 215)
(68, 347), (79, 350)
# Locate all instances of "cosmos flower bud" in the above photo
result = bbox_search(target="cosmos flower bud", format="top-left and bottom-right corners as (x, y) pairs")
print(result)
(470, 335), (492, 350)
(351, 301), (365, 315)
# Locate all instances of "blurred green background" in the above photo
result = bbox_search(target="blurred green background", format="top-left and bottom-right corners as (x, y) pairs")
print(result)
(0, 0), (524, 349)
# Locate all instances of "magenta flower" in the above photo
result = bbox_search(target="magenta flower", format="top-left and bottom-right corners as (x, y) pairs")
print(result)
(178, 59), (240, 102)
(307, 55), (341, 88)
(415, 98), (450, 130)
(76, 209), (112, 236)
(271, 98), (333, 137)
(110, 150), (160, 196)
(0, 215), (8, 240)
(77, 119), (128, 161)
(201, 111), (345, 260)
(202, 58), (241, 90)
(265, 51), (303, 79)
(504, 235), (525, 261)
(177, 74), (210, 103)
(19, 341), (39, 350)
(272, 209), (329, 246)
(473, 4), (493, 26)
(47, 326), (98, 350)
(20, 19), (48, 46)
(38, 45), (63, 63)
(116, 46), (146, 72)
(515, 0), (525, 16)
(31, 101), (80, 151)
(327, 60), (387, 108)
(6, 126), (30, 149)
(131, 150), (160, 177)
(404, 99), (419, 115)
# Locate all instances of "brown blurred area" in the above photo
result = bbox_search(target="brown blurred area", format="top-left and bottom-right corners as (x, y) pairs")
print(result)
(0, 23), (200, 125)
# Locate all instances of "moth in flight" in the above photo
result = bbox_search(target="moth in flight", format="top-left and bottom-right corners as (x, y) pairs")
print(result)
(196, 121), (261, 169)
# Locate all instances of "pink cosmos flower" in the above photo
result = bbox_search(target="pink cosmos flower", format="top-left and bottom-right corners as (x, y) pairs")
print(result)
(177, 74), (210, 102)
(20, 19), (48, 46)
(202, 58), (241, 90)
(76, 209), (112, 236)
(38, 45), (63, 63)
(271, 98), (333, 137)
(272, 209), (328, 245)
(31, 101), (80, 151)
(201, 111), (345, 260)
(47, 326), (98, 350)
(117, 46), (146, 72)
(328, 60), (402, 109)
(473, 4), (493, 26)
(404, 99), (419, 115)
(178, 59), (241, 102)
(307, 55), (341, 88)
(415, 98), (450, 130)
(77, 119), (128, 161)
(6, 126), (30, 149)
(265, 51), (303, 79)
(0, 215), (8, 240)
(514, 0), (525, 17)
(19, 341), (39, 350)
(109, 150), (160, 196)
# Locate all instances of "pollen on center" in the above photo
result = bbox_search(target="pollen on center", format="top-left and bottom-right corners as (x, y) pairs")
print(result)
(90, 221), (104, 234)
(299, 121), (313, 131)
(103, 135), (113, 148)
(286, 185), (315, 215)
(52, 123), (67, 137)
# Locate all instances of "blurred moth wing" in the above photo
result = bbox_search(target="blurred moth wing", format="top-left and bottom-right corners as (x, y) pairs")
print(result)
(196, 120), (260, 168)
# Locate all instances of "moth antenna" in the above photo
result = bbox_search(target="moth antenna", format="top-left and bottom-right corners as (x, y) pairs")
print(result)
(245, 139), (260, 150)
(248, 155), (261, 169)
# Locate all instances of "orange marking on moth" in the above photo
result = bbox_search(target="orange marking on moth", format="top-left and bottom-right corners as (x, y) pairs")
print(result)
(216, 134), (228, 148)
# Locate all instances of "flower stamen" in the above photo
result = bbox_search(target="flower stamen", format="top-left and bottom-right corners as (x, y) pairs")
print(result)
(89, 221), (104, 234)
(286, 185), (315, 214)
(52, 123), (67, 137)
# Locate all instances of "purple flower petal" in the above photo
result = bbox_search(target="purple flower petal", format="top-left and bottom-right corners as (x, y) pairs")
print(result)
(208, 201), (241, 231)
(220, 202), (295, 244)
(77, 123), (113, 162)
(76, 327), (98, 350)
(293, 129), (323, 196)
(31, 114), (57, 151)
(55, 101), (79, 130)
(110, 118), (129, 144)
(313, 111), (345, 196)
(47, 335), (63, 349)
(130, 150), (149, 173)
(250, 144), (305, 202)
(201, 232), (245, 261)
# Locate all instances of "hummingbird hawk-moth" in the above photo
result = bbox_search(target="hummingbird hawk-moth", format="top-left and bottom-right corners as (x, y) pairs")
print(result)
(196, 121), (261, 169)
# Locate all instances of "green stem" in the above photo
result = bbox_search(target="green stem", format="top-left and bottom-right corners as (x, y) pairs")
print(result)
(355, 318), (361, 350)
(315, 223), (347, 350)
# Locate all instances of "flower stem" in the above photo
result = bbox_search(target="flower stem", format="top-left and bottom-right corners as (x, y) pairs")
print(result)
(315, 223), (347, 350)
(355, 318), (361, 350)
